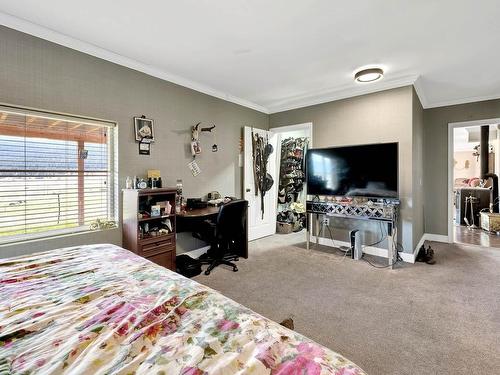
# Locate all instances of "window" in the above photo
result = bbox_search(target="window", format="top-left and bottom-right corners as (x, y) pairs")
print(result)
(0, 106), (117, 244)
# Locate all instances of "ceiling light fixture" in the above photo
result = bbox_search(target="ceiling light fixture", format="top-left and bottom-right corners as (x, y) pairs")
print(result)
(354, 68), (384, 83)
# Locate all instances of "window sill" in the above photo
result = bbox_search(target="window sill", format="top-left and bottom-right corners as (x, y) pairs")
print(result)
(0, 226), (120, 247)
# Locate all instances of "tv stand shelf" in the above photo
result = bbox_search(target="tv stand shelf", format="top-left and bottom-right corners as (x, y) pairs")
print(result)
(307, 199), (399, 222)
(306, 199), (400, 268)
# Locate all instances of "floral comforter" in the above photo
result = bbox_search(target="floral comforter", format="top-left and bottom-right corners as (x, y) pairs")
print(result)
(0, 244), (365, 375)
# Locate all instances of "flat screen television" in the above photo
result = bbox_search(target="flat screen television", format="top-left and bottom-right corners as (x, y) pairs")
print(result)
(306, 142), (398, 198)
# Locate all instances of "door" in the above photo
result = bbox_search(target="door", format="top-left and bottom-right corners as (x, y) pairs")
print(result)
(243, 126), (279, 241)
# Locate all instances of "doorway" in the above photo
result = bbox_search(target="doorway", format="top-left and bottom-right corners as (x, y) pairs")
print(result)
(273, 123), (312, 238)
(243, 123), (312, 242)
(449, 119), (500, 247)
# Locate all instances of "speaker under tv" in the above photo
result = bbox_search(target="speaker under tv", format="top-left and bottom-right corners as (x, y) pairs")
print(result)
(306, 142), (398, 198)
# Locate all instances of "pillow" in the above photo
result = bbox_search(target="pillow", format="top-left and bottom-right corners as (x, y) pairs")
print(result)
(469, 178), (481, 187)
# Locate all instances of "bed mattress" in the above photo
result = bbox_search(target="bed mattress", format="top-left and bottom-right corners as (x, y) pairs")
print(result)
(0, 244), (365, 374)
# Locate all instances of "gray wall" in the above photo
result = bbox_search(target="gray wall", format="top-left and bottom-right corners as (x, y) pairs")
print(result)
(423, 98), (500, 235)
(270, 86), (416, 253)
(3, 24), (497, 256)
(0, 26), (268, 257)
(412, 88), (424, 248)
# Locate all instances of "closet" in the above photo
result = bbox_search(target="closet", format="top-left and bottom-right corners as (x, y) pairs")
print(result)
(274, 124), (311, 234)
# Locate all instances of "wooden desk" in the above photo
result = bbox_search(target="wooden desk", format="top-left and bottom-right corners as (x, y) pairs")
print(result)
(176, 205), (248, 259)
(177, 206), (220, 218)
(176, 206), (220, 235)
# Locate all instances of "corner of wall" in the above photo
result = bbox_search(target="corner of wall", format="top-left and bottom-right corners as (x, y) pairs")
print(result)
(411, 88), (425, 249)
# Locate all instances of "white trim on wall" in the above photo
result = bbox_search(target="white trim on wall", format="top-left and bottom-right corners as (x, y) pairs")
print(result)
(2, 12), (498, 114)
(311, 235), (391, 258)
(447, 118), (500, 243)
(0, 12), (269, 114)
(423, 233), (449, 243)
(266, 75), (420, 113)
(312, 232), (448, 264)
(426, 94), (500, 110)
(271, 122), (313, 137)
(411, 233), (450, 260)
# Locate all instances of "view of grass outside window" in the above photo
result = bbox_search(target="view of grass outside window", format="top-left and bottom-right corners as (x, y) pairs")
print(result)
(0, 108), (116, 243)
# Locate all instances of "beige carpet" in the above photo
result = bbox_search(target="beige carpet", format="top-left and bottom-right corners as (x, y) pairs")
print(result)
(193, 232), (500, 375)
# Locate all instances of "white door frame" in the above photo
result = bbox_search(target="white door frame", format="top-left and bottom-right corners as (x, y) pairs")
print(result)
(271, 122), (313, 147)
(447, 118), (500, 243)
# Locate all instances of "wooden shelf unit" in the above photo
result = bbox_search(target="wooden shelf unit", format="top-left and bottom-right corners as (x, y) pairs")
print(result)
(122, 188), (177, 270)
(138, 214), (175, 222)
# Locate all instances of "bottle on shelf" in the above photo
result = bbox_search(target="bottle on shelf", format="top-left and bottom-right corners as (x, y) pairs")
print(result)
(175, 179), (183, 213)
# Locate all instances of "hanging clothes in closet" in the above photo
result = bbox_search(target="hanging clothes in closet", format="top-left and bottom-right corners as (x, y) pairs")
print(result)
(277, 137), (308, 232)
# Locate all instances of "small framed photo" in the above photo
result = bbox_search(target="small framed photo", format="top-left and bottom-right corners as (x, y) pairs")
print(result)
(190, 140), (201, 156)
(138, 141), (151, 155)
(150, 205), (161, 217)
(134, 116), (155, 143)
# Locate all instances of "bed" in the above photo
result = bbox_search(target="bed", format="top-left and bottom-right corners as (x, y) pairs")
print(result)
(0, 244), (365, 374)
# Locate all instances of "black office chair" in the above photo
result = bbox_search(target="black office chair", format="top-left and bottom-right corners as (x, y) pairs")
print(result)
(193, 199), (248, 275)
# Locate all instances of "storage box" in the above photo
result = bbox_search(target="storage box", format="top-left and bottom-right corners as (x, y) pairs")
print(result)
(480, 212), (500, 232)
(176, 255), (202, 278)
(276, 221), (293, 234)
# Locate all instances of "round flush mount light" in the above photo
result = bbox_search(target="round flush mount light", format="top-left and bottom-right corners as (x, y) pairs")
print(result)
(354, 68), (384, 83)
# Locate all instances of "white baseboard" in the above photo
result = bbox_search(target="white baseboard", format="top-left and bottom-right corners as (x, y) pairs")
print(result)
(405, 233), (450, 263)
(399, 250), (417, 263)
(189, 233), (449, 263)
(407, 234), (427, 263)
(311, 235), (390, 259)
(423, 233), (449, 243)
(312, 232), (449, 264)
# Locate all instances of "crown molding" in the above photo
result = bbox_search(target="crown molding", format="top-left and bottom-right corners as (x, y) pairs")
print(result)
(0, 12), (270, 114)
(267, 74), (420, 114)
(412, 76), (428, 108)
(3, 11), (499, 115)
(411, 76), (500, 109)
(424, 93), (500, 109)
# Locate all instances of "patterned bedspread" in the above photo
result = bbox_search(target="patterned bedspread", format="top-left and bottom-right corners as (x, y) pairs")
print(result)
(0, 244), (365, 374)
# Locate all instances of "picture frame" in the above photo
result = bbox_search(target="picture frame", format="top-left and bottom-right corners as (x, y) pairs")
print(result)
(134, 116), (155, 143)
(150, 205), (161, 217)
(138, 141), (151, 155)
(190, 140), (201, 156)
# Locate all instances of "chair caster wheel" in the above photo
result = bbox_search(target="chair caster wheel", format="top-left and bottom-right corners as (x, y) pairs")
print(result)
(232, 267), (238, 272)
(204, 270), (211, 275)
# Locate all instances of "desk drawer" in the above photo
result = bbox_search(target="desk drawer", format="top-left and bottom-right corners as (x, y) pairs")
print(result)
(139, 234), (175, 257)
(147, 251), (174, 270)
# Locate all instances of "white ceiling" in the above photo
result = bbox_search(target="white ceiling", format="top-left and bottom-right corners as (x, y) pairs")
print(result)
(454, 125), (498, 152)
(1, 0), (499, 114)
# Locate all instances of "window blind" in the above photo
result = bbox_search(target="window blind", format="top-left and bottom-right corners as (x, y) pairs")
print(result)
(0, 107), (116, 244)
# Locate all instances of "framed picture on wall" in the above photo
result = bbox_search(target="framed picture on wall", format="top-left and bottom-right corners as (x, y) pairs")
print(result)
(134, 116), (155, 143)
(138, 141), (151, 155)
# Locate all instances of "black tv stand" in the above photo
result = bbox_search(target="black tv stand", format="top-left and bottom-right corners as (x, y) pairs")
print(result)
(306, 198), (400, 268)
